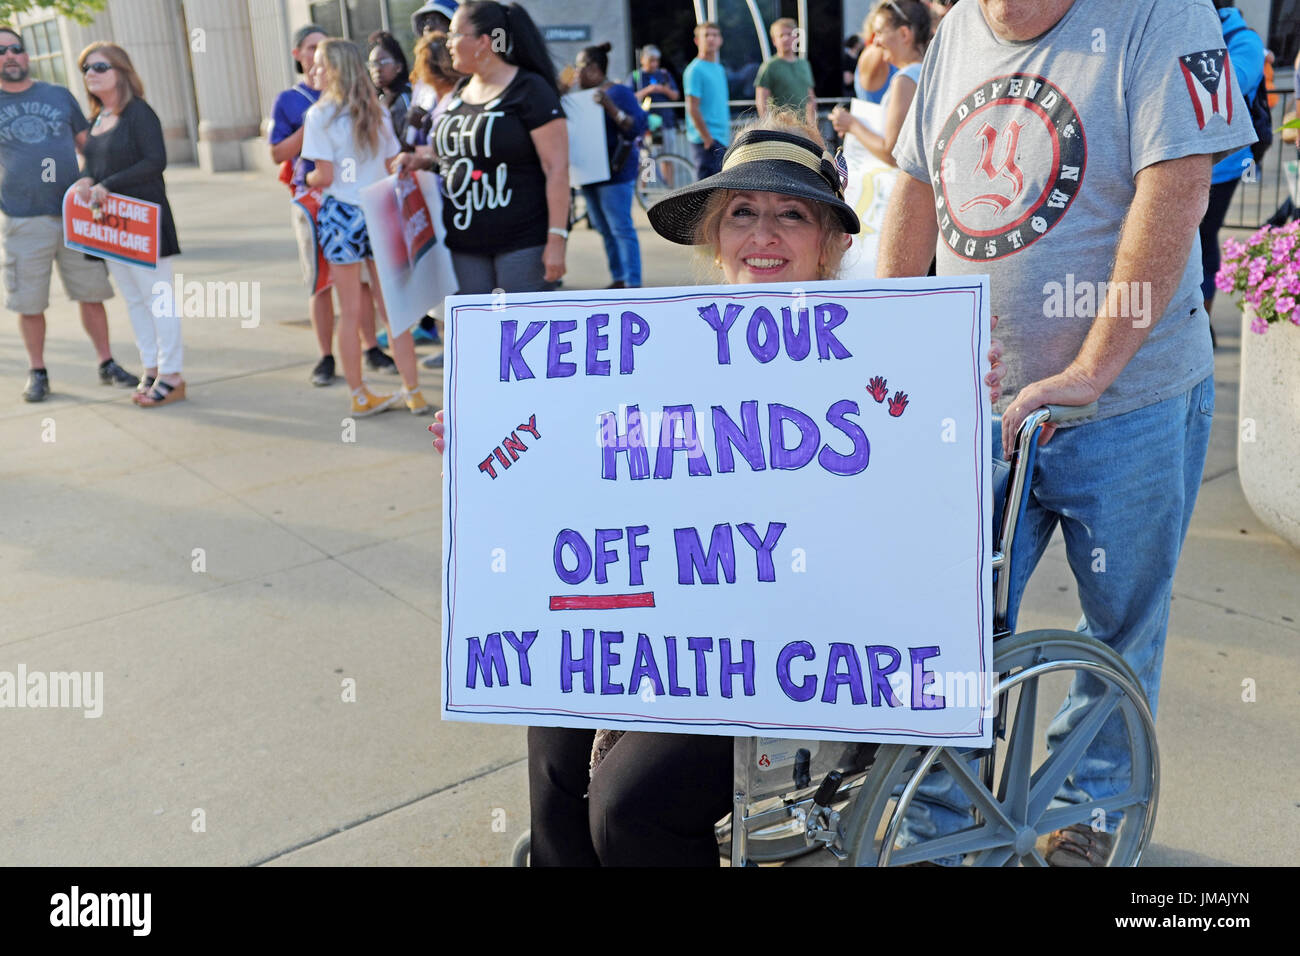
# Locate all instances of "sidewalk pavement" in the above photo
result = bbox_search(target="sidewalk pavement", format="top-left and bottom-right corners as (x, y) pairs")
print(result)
(0, 166), (1295, 866)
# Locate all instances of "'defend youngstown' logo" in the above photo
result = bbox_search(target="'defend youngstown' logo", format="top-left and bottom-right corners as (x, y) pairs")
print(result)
(933, 73), (1085, 262)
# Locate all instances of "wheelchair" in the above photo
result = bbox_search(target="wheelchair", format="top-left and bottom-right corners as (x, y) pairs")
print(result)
(512, 402), (1159, 867)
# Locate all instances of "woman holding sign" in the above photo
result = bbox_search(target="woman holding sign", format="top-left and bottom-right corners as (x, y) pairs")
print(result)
(302, 39), (430, 417)
(829, 0), (930, 168)
(572, 43), (648, 290)
(430, 113), (880, 864)
(74, 43), (184, 407)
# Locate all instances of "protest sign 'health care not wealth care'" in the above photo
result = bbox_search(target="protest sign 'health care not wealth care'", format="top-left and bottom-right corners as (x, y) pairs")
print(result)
(442, 277), (992, 745)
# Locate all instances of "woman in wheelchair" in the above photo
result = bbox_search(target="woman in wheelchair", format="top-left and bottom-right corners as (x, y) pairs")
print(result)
(431, 111), (1008, 865)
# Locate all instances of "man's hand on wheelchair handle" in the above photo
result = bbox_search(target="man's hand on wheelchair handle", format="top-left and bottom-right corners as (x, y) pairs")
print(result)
(999, 364), (1103, 460)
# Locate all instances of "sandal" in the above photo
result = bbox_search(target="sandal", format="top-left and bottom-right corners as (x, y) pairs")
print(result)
(133, 378), (186, 407)
(1044, 824), (1114, 867)
(136, 374), (156, 394)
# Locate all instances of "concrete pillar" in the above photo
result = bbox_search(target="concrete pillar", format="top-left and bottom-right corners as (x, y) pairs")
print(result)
(182, 0), (262, 172)
(101, 0), (197, 164)
(246, 0), (294, 135)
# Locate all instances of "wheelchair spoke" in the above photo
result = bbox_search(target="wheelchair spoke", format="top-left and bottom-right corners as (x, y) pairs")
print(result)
(936, 750), (1017, 832)
(1023, 849), (1049, 867)
(887, 823), (1014, 865)
(996, 673), (1039, 822)
(1036, 788), (1148, 834)
(1026, 685), (1122, 824)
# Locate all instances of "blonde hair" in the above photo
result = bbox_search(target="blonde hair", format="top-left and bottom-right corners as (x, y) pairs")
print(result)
(770, 17), (797, 40)
(317, 38), (387, 155)
(78, 42), (145, 120)
(695, 110), (850, 282)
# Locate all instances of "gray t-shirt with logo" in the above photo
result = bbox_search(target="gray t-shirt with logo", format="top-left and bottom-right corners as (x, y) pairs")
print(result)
(0, 81), (89, 218)
(894, 0), (1256, 420)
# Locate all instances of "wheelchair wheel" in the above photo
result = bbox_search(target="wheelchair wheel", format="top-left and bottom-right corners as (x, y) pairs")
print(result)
(838, 629), (1159, 867)
(636, 152), (696, 211)
(510, 831), (530, 867)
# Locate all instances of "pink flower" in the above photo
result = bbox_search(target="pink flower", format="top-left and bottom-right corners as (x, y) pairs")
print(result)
(1215, 270), (1235, 293)
(1250, 314), (1269, 334)
(1223, 238), (1246, 261)
(1261, 275), (1276, 291)
(1276, 295), (1296, 316)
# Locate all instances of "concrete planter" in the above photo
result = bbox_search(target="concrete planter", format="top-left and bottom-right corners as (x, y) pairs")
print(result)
(1238, 307), (1300, 551)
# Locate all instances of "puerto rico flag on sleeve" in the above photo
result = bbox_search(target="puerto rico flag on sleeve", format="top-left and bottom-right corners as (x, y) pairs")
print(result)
(1179, 47), (1234, 129)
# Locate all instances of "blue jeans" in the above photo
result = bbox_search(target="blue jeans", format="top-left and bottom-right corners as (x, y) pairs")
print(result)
(691, 140), (726, 179)
(899, 375), (1215, 848)
(582, 180), (641, 288)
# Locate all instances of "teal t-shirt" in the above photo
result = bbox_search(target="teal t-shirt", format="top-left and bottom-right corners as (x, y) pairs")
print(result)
(754, 56), (814, 111)
(683, 58), (730, 146)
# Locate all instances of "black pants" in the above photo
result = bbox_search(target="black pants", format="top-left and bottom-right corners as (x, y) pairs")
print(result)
(527, 726), (733, 866)
(1199, 178), (1240, 304)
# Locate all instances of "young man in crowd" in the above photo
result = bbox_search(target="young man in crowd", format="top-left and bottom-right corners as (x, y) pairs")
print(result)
(683, 22), (730, 179)
(754, 17), (816, 128)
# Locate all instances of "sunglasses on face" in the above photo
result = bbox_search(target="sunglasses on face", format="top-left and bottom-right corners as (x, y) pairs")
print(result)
(82, 61), (113, 74)
(0, 44), (25, 55)
(369, 57), (395, 67)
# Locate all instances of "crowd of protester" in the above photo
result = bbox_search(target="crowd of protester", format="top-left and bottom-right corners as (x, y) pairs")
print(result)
(1, 0), (1289, 870)
(4, 0), (1291, 415)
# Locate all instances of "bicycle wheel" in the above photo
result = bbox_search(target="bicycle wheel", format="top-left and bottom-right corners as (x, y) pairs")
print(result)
(838, 629), (1159, 867)
(637, 152), (696, 211)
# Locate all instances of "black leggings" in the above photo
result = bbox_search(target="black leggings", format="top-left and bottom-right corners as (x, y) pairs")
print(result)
(1199, 178), (1240, 304)
(527, 726), (733, 866)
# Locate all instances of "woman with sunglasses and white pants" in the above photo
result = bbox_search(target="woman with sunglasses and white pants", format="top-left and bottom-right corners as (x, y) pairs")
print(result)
(74, 42), (184, 407)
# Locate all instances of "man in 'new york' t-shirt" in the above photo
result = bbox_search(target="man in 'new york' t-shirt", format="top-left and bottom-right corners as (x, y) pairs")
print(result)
(0, 26), (127, 402)
(878, 0), (1254, 866)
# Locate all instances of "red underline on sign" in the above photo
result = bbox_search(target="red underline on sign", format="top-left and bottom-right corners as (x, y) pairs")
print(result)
(549, 593), (657, 610)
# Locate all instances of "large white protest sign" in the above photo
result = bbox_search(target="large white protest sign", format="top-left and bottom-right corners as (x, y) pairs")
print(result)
(359, 172), (458, 337)
(563, 90), (611, 186)
(839, 99), (899, 279)
(441, 278), (992, 745)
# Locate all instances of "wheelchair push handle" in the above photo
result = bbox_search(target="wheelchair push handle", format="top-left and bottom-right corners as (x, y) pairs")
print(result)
(1011, 401), (1099, 455)
(1043, 402), (1099, 424)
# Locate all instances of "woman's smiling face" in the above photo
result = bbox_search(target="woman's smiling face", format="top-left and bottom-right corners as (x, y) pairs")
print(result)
(716, 191), (827, 284)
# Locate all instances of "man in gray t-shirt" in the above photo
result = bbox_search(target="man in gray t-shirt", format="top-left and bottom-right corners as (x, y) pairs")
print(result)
(0, 26), (128, 402)
(878, 0), (1254, 865)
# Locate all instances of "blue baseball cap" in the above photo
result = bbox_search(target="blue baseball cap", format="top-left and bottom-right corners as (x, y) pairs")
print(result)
(411, 0), (458, 34)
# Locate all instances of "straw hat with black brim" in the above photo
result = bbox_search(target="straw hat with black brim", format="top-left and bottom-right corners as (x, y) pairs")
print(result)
(648, 129), (860, 245)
